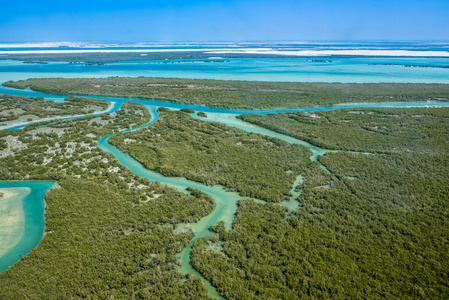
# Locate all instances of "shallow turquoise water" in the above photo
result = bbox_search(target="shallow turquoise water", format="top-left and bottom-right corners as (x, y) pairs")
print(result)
(1, 57), (449, 84)
(0, 181), (55, 272)
(191, 111), (329, 160)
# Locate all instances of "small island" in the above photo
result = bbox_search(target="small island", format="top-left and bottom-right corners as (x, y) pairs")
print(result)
(4, 77), (449, 110)
(22, 61), (48, 65)
(369, 63), (449, 69)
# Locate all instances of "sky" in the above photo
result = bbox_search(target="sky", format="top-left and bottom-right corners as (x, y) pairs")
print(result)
(0, 0), (448, 42)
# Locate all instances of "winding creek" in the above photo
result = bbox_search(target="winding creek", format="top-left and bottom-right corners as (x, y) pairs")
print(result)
(1, 62), (449, 296)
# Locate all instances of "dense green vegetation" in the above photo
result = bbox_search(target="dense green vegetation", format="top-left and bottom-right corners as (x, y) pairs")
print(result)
(239, 107), (449, 153)
(0, 100), (213, 299)
(180, 108), (195, 113)
(109, 109), (311, 202)
(0, 94), (109, 127)
(191, 149), (449, 299)
(187, 107), (449, 299)
(298, 161), (334, 189)
(5, 77), (449, 109)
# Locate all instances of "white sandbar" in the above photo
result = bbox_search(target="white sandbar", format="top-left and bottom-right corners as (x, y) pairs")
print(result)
(0, 48), (448, 57)
(0, 187), (31, 257)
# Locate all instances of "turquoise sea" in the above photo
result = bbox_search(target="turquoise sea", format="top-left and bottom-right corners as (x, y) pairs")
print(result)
(0, 57), (449, 85)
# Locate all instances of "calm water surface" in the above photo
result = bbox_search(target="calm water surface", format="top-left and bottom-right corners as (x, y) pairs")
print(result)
(1, 57), (449, 85)
(0, 181), (56, 272)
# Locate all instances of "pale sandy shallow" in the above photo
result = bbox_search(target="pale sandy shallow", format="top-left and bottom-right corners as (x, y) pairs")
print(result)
(0, 48), (247, 54)
(0, 187), (31, 257)
(0, 48), (449, 57)
(0, 42), (81, 48)
(0, 42), (229, 48)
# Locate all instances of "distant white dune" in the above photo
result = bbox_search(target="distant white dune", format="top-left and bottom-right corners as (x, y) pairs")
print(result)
(0, 42), (93, 48)
(0, 48), (448, 57)
(0, 48), (259, 54)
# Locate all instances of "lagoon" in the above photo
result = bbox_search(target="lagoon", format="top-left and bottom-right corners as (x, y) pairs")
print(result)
(1, 57), (449, 86)
(0, 181), (55, 273)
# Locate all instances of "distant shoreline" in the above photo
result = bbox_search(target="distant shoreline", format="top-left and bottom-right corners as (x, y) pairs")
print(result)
(1, 48), (449, 57)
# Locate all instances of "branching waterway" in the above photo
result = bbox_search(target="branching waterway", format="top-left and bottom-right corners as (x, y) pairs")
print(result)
(1, 83), (449, 298)
(96, 101), (448, 299)
(96, 105), (318, 298)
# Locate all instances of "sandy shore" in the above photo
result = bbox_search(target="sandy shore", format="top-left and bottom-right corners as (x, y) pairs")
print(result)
(0, 187), (30, 257)
(0, 48), (448, 57)
(0, 188), (21, 200)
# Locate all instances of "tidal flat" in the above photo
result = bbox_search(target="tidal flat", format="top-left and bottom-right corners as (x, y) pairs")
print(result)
(0, 187), (30, 257)
(0, 182), (55, 273)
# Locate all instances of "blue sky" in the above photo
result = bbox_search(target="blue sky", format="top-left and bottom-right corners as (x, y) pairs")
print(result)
(0, 0), (448, 42)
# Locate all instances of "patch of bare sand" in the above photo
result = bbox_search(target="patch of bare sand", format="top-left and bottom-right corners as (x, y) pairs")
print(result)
(0, 187), (31, 257)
